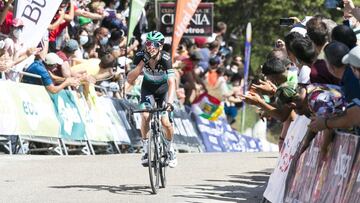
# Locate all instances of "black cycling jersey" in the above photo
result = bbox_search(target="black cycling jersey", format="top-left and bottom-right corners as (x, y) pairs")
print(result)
(133, 50), (175, 85)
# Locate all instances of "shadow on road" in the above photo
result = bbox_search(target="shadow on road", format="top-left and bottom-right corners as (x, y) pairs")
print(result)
(174, 168), (273, 202)
(49, 184), (153, 195)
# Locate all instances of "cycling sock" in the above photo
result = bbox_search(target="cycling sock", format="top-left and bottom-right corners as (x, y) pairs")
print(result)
(164, 138), (172, 151)
(142, 139), (149, 154)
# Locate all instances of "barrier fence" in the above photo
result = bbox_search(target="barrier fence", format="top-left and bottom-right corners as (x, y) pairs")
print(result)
(0, 81), (274, 154)
(263, 124), (360, 202)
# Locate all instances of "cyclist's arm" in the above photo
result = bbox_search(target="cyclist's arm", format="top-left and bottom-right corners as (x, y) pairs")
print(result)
(167, 71), (176, 104)
(127, 61), (144, 85)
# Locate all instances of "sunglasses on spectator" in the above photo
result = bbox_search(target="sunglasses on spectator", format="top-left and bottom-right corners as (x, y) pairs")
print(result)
(145, 41), (161, 48)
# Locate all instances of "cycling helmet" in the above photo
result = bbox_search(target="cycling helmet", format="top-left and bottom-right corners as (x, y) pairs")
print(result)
(146, 31), (165, 44)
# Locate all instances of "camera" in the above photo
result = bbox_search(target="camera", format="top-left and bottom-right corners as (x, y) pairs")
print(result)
(279, 18), (295, 27)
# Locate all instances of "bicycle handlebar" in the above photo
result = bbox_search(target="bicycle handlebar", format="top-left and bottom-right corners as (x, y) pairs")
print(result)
(131, 107), (167, 114)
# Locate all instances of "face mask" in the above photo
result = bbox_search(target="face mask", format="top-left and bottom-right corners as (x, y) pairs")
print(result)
(13, 29), (21, 39)
(79, 35), (89, 45)
(100, 37), (108, 45)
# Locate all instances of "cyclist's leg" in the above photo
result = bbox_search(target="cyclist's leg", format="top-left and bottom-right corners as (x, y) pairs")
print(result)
(139, 83), (154, 166)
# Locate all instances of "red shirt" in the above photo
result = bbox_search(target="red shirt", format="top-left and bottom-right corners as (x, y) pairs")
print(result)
(0, 11), (13, 35)
(310, 59), (340, 85)
(48, 6), (78, 42)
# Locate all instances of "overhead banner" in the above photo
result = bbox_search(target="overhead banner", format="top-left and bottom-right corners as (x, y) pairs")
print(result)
(15, 0), (63, 48)
(171, 0), (202, 61)
(127, 0), (147, 45)
(0, 81), (59, 137)
(159, 2), (213, 37)
(49, 90), (86, 141)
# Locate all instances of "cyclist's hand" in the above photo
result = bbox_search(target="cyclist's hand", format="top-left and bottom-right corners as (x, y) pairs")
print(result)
(142, 52), (151, 64)
(166, 103), (174, 112)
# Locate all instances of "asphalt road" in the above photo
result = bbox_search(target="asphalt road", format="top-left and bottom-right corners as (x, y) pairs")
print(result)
(0, 152), (278, 203)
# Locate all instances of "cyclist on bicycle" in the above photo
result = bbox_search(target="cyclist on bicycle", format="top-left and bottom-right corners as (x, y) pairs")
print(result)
(127, 31), (177, 168)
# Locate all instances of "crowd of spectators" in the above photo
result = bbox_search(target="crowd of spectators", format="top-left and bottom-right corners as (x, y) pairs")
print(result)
(239, 0), (360, 151)
(0, 0), (246, 125)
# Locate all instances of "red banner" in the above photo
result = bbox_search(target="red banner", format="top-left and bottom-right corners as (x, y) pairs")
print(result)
(171, 0), (202, 61)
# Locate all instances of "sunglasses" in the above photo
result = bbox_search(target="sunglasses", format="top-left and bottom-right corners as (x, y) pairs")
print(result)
(145, 41), (161, 48)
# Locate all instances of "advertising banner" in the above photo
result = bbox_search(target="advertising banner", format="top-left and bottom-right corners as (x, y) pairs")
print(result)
(96, 97), (130, 144)
(15, 0), (63, 48)
(49, 90), (86, 141)
(170, 0), (202, 61)
(263, 115), (311, 203)
(195, 115), (261, 152)
(159, 2), (213, 37)
(0, 81), (59, 137)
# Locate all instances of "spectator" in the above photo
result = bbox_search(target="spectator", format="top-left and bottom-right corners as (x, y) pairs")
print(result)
(22, 53), (79, 94)
(331, 25), (357, 49)
(324, 41), (360, 102)
(56, 39), (80, 79)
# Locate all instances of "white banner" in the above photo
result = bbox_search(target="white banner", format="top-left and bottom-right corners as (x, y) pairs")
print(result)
(263, 115), (310, 203)
(15, 0), (62, 48)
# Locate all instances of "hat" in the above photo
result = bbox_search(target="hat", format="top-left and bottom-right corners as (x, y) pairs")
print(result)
(64, 39), (79, 53)
(78, 16), (92, 26)
(324, 41), (349, 67)
(11, 18), (24, 28)
(45, 53), (63, 65)
(194, 37), (207, 47)
(342, 46), (360, 68)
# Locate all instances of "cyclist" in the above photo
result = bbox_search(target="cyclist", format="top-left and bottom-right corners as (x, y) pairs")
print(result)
(127, 31), (177, 168)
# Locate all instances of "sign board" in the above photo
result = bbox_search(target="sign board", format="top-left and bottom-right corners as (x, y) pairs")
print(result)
(159, 3), (213, 36)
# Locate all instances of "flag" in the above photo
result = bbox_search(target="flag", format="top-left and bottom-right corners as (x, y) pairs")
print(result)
(171, 0), (201, 61)
(241, 22), (252, 131)
(192, 93), (224, 121)
(127, 0), (147, 45)
(243, 22), (252, 94)
(15, 0), (63, 48)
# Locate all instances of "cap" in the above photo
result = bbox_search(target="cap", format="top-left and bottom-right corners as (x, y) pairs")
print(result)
(64, 39), (79, 53)
(194, 37), (207, 47)
(342, 46), (360, 68)
(11, 18), (24, 28)
(78, 16), (92, 26)
(324, 41), (349, 67)
(45, 53), (63, 65)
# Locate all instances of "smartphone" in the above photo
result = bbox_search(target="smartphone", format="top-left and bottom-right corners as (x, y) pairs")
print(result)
(343, 19), (350, 27)
(280, 18), (295, 27)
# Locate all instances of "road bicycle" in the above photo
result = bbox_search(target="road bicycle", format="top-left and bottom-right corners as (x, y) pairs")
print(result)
(131, 101), (168, 194)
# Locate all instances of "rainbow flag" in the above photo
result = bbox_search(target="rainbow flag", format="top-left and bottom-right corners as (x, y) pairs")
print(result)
(192, 93), (224, 121)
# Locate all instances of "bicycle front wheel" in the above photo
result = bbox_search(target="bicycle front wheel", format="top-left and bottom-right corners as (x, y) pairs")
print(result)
(148, 132), (160, 194)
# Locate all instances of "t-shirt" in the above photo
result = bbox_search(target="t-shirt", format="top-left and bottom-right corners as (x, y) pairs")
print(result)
(133, 50), (175, 84)
(0, 11), (12, 35)
(310, 59), (340, 85)
(71, 58), (101, 76)
(49, 6), (78, 42)
(341, 66), (360, 103)
(198, 48), (210, 72)
(298, 65), (311, 84)
(22, 60), (53, 86)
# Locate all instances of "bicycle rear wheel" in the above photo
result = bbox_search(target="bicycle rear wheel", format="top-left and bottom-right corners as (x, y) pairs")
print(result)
(148, 132), (160, 194)
(160, 139), (167, 188)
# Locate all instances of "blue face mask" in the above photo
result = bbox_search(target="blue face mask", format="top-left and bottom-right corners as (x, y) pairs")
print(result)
(79, 35), (88, 45)
(100, 37), (109, 45)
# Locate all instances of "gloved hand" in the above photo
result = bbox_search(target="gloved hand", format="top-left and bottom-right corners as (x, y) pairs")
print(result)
(142, 52), (151, 64)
